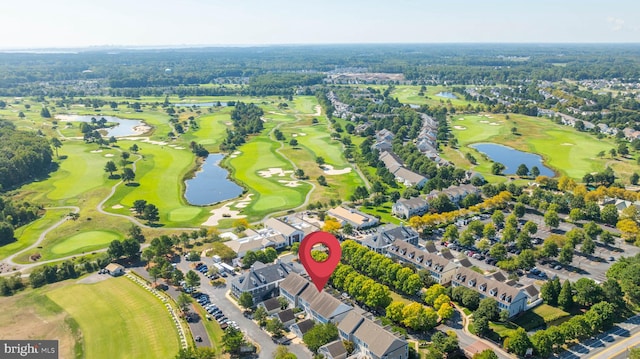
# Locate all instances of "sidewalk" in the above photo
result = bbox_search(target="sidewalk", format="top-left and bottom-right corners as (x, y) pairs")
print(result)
(458, 308), (515, 359)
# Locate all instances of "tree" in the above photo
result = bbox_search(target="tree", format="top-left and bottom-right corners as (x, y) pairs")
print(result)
(601, 230), (615, 246)
(558, 280), (574, 310)
(107, 240), (125, 260)
(531, 330), (553, 358)
(431, 331), (459, 355)
(222, 326), (246, 354)
(610, 148), (617, 158)
(438, 303), (454, 321)
(482, 223), (496, 239)
(294, 168), (305, 179)
(475, 298), (499, 321)
(531, 166), (540, 178)
(122, 238), (141, 259)
(0, 222), (15, 245)
(129, 144), (139, 153)
(492, 210), (505, 228)
(177, 292), (192, 313)
(273, 345), (297, 359)
(505, 327), (533, 357)
(491, 162), (506, 175)
(544, 210), (560, 229)
(631, 173), (640, 185)
(424, 284), (447, 306)
(303, 323), (338, 353)
(50, 137), (62, 158)
(254, 306), (268, 326)
(473, 349), (498, 359)
(541, 277), (561, 305)
(574, 278), (603, 307)
(185, 270), (201, 290)
(266, 318), (285, 338)
(514, 202), (526, 218)
(601, 204), (619, 226)
(322, 217), (342, 233)
(473, 315), (490, 337)
(122, 167), (136, 183)
(317, 175), (327, 186)
(238, 292), (254, 309)
(132, 200), (147, 217)
(289, 139), (298, 146)
(462, 290), (480, 310)
(443, 224), (459, 243)
(459, 230), (475, 247)
(558, 244), (574, 265)
(386, 301), (405, 323)
(581, 236), (595, 256)
(517, 249), (536, 270)
(516, 164), (529, 177)
(128, 225), (145, 242)
(143, 204), (160, 225)
(489, 243), (507, 261)
(315, 156), (325, 166)
(104, 161), (118, 176)
(40, 107), (51, 118)
(499, 309), (510, 322)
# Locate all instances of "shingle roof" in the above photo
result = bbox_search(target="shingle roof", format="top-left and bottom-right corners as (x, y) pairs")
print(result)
(320, 340), (348, 359)
(293, 319), (315, 335)
(340, 312), (407, 358)
(231, 261), (293, 291)
(279, 272), (310, 297)
(309, 292), (352, 320)
(387, 240), (453, 273)
(337, 311), (363, 335)
(276, 308), (295, 323)
(393, 167), (427, 185)
(453, 267), (524, 305)
(261, 297), (281, 311)
(397, 197), (429, 210)
(327, 206), (378, 227)
(363, 225), (418, 250)
(264, 217), (300, 237)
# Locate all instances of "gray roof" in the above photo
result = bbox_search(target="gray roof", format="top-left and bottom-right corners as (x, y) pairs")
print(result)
(387, 240), (453, 273)
(393, 167), (427, 185)
(423, 241), (437, 253)
(380, 150), (403, 170)
(453, 267), (525, 305)
(231, 261), (296, 292)
(261, 297), (281, 311)
(440, 248), (455, 260)
(293, 319), (315, 335)
(320, 340), (348, 359)
(363, 225), (418, 250)
(339, 311), (407, 358)
(279, 272), (310, 297)
(309, 292), (352, 320)
(265, 217), (301, 237)
(457, 258), (473, 268)
(276, 308), (295, 323)
(299, 284), (318, 304)
(397, 197), (429, 210)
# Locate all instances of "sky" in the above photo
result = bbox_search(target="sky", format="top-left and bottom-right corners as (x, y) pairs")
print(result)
(0, 0), (638, 49)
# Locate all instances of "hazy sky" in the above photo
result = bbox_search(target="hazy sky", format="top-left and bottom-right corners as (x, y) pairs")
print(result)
(1, 0), (638, 48)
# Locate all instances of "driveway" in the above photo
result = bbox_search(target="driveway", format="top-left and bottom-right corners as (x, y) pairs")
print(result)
(176, 258), (313, 358)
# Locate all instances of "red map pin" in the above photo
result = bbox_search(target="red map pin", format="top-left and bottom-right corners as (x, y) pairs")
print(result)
(298, 231), (341, 292)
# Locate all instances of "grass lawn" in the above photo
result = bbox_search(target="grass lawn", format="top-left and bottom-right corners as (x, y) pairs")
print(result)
(360, 202), (402, 225)
(391, 85), (476, 107)
(226, 137), (310, 220)
(390, 291), (413, 305)
(489, 321), (520, 341)
(450, 113), (619, 180)
(181, 109), (233, 152)
(512, 304), (570, 330)
(0, 208), (69, 260)
(48, 277), (180, 359)
(105, 141), (207, 226)
(49, 230), (121, 255)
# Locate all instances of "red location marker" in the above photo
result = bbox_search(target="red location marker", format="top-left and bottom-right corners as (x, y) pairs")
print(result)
(298, 231), (341, 292)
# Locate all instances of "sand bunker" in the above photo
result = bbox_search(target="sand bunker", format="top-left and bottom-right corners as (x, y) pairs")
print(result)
(453, 126), (467, 130)
(90, 149), (103, 153)
(458, 118), (465, 121)
(298, 133), (307, 136)
(313, 105), (322, 116)
(132, 125), (151, 135)
(322, 164), (352, 175)
(174, 146), (185, 150)
(292, 134), (297, 137)
(225, 122), (233, 126)
(479, 120), (490, 124)
(104, 154), (114, 157)
(278, 180), (302, 187)
(489, 123), (500, 126)
(111, 204), (124, 209)
(202, 194), (252, 226)
(561, 143), (574, 146)
(233, 151), (241, 155)
(258, 168), (293, 178)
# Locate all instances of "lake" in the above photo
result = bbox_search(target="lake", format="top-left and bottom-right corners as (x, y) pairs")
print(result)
(470, 143), (555, 177)
(436, 92), (458, 99)
(56, 114), (148, 137)
(174, 102), (228, 107)
(184, 154), (243, 206)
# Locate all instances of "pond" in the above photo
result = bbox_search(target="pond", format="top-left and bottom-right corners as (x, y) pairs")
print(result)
(174, 102), (228, 107)
(184, 153), (244, 206)
(436, 92), (458, 99)
(56, 114), (148, 137)
(470, 143), (555, 177)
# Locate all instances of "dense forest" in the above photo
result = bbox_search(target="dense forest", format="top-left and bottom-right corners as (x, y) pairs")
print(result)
(1, 44), (640, 96)
(0, 120), (54, 191)
(220, 102), (265, 151)
(0, 197), (42, 244)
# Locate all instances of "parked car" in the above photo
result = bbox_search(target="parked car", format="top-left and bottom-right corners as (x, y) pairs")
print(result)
(554, 265), (562, 270)
(608, 256), (615, 261)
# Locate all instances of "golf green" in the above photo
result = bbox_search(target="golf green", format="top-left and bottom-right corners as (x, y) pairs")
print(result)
(50, 230), (121, 255)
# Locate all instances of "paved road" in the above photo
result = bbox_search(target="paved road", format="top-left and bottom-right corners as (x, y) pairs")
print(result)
(553, 315), (640, 359)
(176, 258), (312, 358)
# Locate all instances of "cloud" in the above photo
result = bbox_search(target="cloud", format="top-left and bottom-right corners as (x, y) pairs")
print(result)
(607, 16), (625, 31)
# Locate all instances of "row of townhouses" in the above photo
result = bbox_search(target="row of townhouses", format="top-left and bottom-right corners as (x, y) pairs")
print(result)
(391, 184), (481, 219)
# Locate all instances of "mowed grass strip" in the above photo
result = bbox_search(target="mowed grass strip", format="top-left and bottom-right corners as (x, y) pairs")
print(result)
(49, 230), (121, 255)
(0, 208), (69, 260)
(47, 277), (180, 359)
(227, 137), (309, 219)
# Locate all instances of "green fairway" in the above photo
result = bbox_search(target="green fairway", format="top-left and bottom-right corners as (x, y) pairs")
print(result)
(387, 85), (475, 107)
(106, 142), (206, 226)
(0, 208), (69, 260)
(48, 277), (180, 359)
(50, 230), (121, 255)
(227, 137), (310, 219)
(449, 113), (618, 179)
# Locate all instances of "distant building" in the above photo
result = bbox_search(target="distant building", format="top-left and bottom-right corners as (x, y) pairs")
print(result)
(337, 311), (408, 359)
(318, 340), (348, 359)
(362, 224), (419, 253)
(105, 263), (125, 277)
(258, 297), (281, 315)
(387, 240), (458, 285)
(392, 197), (429, 219)
(274, 308), (296, 328)
(291, 318), (315, 339)
(230, 261), (298, 302)
(280, 273), (352, 324)
(426, 184), (479, 204)
(264, 218), (304, 246)
(327, 206), (379, 229)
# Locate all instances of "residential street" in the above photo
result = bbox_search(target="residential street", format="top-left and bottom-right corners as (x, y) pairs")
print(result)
(175, 258), (313, 358)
